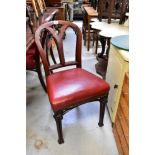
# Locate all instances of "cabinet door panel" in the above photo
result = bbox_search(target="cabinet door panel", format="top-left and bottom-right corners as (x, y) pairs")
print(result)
(106, 50), (123, 119)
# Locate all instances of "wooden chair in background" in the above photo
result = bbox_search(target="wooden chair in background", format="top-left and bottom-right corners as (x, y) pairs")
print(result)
(26, 2), (58, 92)
(82, 6), (98, 51)
(26, 0), (58, 22)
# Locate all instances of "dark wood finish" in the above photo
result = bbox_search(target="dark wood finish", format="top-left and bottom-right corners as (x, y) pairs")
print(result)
(82, 7), (94, 46)
(35, 21), (109, 144)
(45, 0), (61, 7)
(93, 0), (129, 77)
(26, 3), (58, 92)
(98, 95), (108, 126)
(53, 3), (66, 20)
(95, 36), (111, 79)
(98, 0), (129, 24)
(26, 1), (59, 41)
(90, 0), (98, 10)
(44, 0), (66, 20)
(26, 5), (34, 34)
(94, 30), (99, 54)
(53, 112), (64, 144)
(113, 73), (129, 155)
(26, 1), (59, 32)
(35, 21), (83, 76)
(26, 7), (58, 64)
(26, 40), (47, 93)
(82, 6), (98, 51)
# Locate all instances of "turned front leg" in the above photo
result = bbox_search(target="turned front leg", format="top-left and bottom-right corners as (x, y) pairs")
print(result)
(53, 112), (64, 144)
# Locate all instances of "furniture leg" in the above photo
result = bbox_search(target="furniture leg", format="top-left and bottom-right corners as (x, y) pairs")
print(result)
(98, 94), (108, 127)
(83, 19), (86, 46)
(82, 9), (87, 46)
(87, 16), (90, 51)
(95, 36), (108, 78)
(93, 31), (95, 46)
(95, 31), (99, 54)
(83, 15), (86, 46)
(108, 0), (115, 24)
(106, 38), (111, 57)
(84, 32), (86, 46)
(54, 113), (64, 144)
(37, 65), (47, 93)
(97, 36), (106, 58)
(82, 25), (84, 40)
(36, 52), (47, 93)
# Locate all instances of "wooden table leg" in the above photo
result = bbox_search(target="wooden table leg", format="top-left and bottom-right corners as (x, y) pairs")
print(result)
(97, 36), (106, 58)
(95, 36), (111, 79)
(87, 16), (90, 51)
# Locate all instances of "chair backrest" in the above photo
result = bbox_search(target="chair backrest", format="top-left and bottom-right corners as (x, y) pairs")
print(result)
(27, 0), (47, 18)
(35, 20), (82, 76)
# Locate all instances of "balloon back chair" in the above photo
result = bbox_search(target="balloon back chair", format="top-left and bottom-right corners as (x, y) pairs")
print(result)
(35, 20), (110, 144)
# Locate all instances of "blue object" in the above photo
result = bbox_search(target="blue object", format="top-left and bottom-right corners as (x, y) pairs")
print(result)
(111, 35), (129, 51)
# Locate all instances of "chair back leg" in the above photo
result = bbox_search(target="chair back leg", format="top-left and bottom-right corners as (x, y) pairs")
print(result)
(98, 93), (108, 127)
(37, 67), (47, 93)
(36, 53), (47, 93)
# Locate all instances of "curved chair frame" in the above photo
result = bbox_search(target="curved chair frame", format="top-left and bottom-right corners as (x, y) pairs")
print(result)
(35, 20), (109, 144)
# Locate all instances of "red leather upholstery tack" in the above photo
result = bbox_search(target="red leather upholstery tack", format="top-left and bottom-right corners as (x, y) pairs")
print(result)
(46, 68), (110, 111)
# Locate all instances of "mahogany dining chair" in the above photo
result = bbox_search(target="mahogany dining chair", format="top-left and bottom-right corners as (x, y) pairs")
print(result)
(35, 20), (110, 144)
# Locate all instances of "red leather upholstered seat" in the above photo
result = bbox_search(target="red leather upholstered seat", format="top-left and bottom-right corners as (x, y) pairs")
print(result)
(47, 68), (110, 111)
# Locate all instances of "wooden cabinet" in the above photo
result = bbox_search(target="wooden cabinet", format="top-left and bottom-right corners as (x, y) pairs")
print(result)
(106, 44), (129, 123)
(55, 4), (66, 20)
(45, 2), (66, 20)
(113, 73), (129, 155)
(45, 0), (61, 6)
